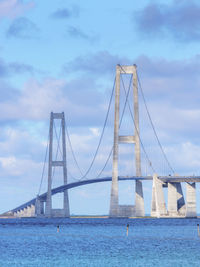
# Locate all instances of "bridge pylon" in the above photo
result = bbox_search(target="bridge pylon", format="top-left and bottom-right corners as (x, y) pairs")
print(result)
(45, 112), (70, 217)
(109, 64), (145, 217)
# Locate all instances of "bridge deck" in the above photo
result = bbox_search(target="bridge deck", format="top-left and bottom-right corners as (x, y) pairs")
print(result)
(10, 175), (200, 213)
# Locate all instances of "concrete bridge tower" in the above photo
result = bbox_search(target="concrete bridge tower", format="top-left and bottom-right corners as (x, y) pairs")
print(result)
(45, 112), (70, 217)
(109, 64), (144, 217)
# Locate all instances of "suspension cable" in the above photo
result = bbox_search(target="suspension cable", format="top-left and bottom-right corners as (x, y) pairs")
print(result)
(136, 70), (175, 174)
(95, 147), (113, 178)
(53, 119), (79, 182)
(65, 77), (116, 180)
(92, 72), (136, 179)
(66, 69), (154, 181)
(65, 125), (84, 177)
(37, 132), (49, 196)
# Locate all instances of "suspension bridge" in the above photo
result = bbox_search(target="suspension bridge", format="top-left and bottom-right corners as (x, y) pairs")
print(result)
(3, 64), (200, 218)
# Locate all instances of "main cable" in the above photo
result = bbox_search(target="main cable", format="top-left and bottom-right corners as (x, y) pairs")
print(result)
(65, 125), (84, 177)
(65, 77), (116, 181)
(37, 132), (49, 196)
(136, 70), (175, 174)
(95, 71), (134, 179)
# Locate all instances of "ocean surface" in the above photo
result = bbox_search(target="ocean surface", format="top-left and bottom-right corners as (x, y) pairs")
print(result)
(0, 218), (200, 266)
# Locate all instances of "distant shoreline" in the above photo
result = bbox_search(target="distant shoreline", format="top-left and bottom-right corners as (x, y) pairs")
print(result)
(0, 215), (199, 219)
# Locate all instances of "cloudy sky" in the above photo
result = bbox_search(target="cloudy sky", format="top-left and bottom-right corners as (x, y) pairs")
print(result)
(0, 0), (200, 215)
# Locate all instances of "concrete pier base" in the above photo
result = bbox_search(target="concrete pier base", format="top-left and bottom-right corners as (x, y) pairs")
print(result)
(168, 182), (178, 216)
(35, 198), (44, 217)
(45, 198), (52, 217)
(135, 180), (145, 216)
(151, 179), (157, 217)
(186, 182), (196, 217)
(118, 205), (135, 217)
(109, 186), (119, 217)
(14, 205), (35, 217)
(176, 183), (186, 215)
(51, 208), (69, 217)
(151, 174), (167, 217)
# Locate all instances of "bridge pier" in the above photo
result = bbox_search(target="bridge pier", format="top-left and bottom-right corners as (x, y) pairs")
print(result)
(35, 197), (44, 217)
(167, 182), (186, 216)
(168, 182), (178, 216)
(151, 174), (167, 217)
(186, 182), (196, 217)
(135, 180), (145, 216)
(14, 205), (35, 217)
(151, 175), (197, 218)
(176, 183), (186, 215)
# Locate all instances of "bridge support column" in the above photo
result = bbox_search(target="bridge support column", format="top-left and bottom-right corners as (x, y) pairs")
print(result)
(151, 174), (167, 217)
(176, 183), (186, 215)
(168, 182), (178, 216)
(133, 67), (144, 217)
(15, 210), (21, 217)
(135, 180), (145, 216)
(29, 205), (35, 217)
(109, 65), (120, 217)
(35, 198), (44, 216)
(15, 206), (35, 217)
(186, 182), (196, 217)
(45, 112), (70, 218)
(45, 112), (53, 217)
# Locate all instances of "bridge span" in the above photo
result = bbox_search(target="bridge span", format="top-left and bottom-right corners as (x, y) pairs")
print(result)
(12, 176), (151, 213)
(8, 175), (200, 218)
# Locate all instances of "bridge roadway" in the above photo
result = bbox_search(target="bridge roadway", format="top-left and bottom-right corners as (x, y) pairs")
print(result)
(11, 175), (200, 213)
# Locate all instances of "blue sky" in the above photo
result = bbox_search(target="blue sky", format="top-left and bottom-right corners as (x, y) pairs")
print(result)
(1, 0), (200, 215)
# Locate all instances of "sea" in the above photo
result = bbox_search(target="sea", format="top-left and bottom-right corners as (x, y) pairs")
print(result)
(0, 218), (199, 266)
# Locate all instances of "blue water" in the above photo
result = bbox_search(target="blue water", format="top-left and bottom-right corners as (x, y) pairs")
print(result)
(0, 218), (200, 266)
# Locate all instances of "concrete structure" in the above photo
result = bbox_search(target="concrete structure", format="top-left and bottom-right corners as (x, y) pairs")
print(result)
(14, 205), (35, 217)
(110, 64), (144, 217)
(151, 174), (167, 217)
(151, 175), (196, 218)
(35, 196), (44, 216)
(7, 175), (200, 218)
(167, 182), (186, 216)
(176, 183), (186, 215)
(186, 182), (196, 217)
(168, 182), (178, 216)
(118, 205), (135, 217)
(44, 112), (70, 217)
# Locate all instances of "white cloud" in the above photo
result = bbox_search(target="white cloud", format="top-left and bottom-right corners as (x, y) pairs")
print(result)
(0, 78), (67, 120)
(167, 142), (200, 174)
(0, 156), (41, 176)
(0, 0), (34, 19)
(89, 127), (100, 137)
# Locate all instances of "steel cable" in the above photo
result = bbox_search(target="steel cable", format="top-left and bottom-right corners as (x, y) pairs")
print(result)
(37, 132), (49, 196)
(136, 70), (175, 174)
(65, 77), (116, 181)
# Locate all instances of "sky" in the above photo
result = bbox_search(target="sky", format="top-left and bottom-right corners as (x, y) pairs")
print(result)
(1, 0), (200, 215)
